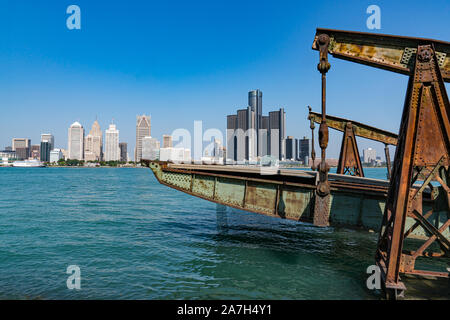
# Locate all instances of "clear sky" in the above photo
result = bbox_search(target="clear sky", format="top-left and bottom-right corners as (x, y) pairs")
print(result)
(1, 0), (449, 160)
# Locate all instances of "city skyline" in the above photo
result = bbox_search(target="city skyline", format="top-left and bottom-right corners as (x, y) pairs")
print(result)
(2, 2), (448, 160)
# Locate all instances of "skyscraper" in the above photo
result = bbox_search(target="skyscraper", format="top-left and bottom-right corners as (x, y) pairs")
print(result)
(363, 147), (376, 163)
(299, 136), (310, 164)
(162, 135), (173, 148)
(68, 122), (84, 160)
(84, 120), (103, 162)
(135, 115), (151, 162)
(142, 136), (160, 160)
(285, 136), (296, 161)
(105, 123), (120, 161)
(40, 140), (51, 162)
(268, 108), (286, 160)
(41, 134), (54, 150)
(226, 115), (238, 162)
(248, 89), (262, 156)
(119, 142), (128, 162)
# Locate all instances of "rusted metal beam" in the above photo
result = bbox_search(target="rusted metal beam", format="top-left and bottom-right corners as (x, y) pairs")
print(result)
(312, 28), (450, 82)
(308, 111), (398, 146)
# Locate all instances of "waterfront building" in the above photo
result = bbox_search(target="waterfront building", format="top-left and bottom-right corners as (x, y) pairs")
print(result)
(226, 115), (237, 161)
(226, 90), (286, 162)
(68, 121), (85, 160)
(61, 149), (68, 160)
(119, 142), (128, 162)
(268, 108), (286, 160)
(299, 137), (310, 164)
(248, 89), (263, 156)
(105, 123), (120, 161)
(363, 147), (377, 164)
(41, 134), (54, 150)
(213, 139), (223, 159)
(31, 145), (40, 159)
(162, 135), (173, 148)
(12, 138), (31, 159)
(159, 147), (190, 162)
(50, 149), (63, 163)
(142, 136), (160, 160)
(40, 140), (51, 162)
(0, 150), (17, 160)
(285, 136), (297, 161)
(135, 114), (151, 162)
(84, 120), (103, 162)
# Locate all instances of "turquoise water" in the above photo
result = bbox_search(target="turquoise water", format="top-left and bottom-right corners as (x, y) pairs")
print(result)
(0, 167), (389, 299)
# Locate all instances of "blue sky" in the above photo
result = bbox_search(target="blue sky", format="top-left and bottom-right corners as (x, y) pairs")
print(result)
(1, 0), (449, 159)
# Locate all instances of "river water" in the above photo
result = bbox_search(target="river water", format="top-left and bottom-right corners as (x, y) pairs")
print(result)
(0, 167), (445, 299)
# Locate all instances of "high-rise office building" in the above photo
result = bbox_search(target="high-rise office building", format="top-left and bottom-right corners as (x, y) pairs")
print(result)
(285, 136), (297, 161)
(12, 138), (31, 159)
(41, 134), (54, 150)
(119, 142), (128, 162)
(248, 89), (262, 156)
(363, 147), (376, 163)
(142, 136), (160, 160)
(162, 135), (173, 148)
(84, 120), (103, 162)
(226, 115), (238, 161)
(68, 121), (84, 160)
(268, 108), (286, 160)
(135, 115), (151, 162)
(40, 140), (51, 162)
(105, 123), (120, 161)
(299, 136), (310, 164)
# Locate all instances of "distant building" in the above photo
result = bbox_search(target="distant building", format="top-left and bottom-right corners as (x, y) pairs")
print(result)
(248, 89), (263, 156)
(68, 121), (84, 160)
(50, 149), (63, 163)
(226, 115), (238, 161)
(226, 90), (286, 162)
(285, 136), (297, 161)
(0, 150), (17, 160)
(363, 147), (377, 163)
(12, 138), (31, 159)
(142, 136), (160, 160)
(119, 142), (128, 162)
(162, 135), (173, 148)
(299, 137), (310, 165)
(61, 148), (68, 160)
(160, 147), (191, 162)
(84, 120), (103, 161)
(135, 115), (151, 162)
(40, 140), (51, 162)
(105, 123), (120, 161)
(41, 134), (54, 150)
(268, 108), (286, 160)
(31, 145), (40, 159)
(309, 158), (339, 168)
(213, 139), (223, 158)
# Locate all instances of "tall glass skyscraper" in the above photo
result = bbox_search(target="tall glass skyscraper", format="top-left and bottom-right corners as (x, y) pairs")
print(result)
(248, 89), (262, 156)
(135, 115), (151, 162)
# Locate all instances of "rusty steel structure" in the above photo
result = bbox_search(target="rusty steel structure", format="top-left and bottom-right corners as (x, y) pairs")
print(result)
(312, 28), (450, 299)
(308, 109), (398, 178)
(144, 28), (449, 299)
